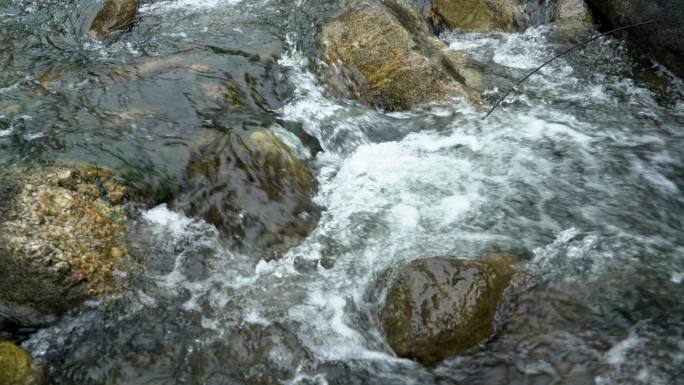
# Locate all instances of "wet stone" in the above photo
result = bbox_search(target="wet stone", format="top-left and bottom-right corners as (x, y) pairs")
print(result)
(430, 0), (521, 31)
(89, 0), (140, 37)
(173, 128), (320, 261)
(318, 0), (483, 111)
(0, 166), (131, 314)
(372, 254), (517, 364)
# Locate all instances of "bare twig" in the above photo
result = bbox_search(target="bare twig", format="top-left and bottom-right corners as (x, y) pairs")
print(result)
(483, 20), (660, 120)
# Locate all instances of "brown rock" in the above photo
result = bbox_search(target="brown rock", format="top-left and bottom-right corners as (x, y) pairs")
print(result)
(431, 0), (520, 31)
(104, 180), (126, 204)
(89, 0), (140, 37)
(172, 128), (319, 260)
(0, 166), (131, 314)
(318, 0), (483, 111)
(56, 169), (77, 189)
(110, 247), (125, 258)
(77, 184), (100, 199)
(374, 254), (517, 364)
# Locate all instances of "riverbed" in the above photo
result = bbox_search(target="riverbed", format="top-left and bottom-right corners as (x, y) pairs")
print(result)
(2, 0), (684, 384)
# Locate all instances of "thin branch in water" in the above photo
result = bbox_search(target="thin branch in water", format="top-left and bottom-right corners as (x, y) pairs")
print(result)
(482, 20), (660, 120)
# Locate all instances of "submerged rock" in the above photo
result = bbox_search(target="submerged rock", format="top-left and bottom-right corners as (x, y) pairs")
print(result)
(430, 0), (521, 31)
(318, 0), (483, 111)
(373, 254), (516, 364)
(0, 341), (40, 385)
(586, 0), (684, 78)
(187, 323), (311, 385)
(0, 166), (130, 314)
(173, 128), (319, 260)
(89, 0), (140, 37)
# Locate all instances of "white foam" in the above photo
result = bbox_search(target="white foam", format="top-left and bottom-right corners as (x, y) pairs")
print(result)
(288, 288), (386, 361)
(140, 0), (237, 14)
(518, 115), (593, 143)
(630, 158), (680, 195)
(244, 308), (270, 326)
(444, 27), (550, 69)
(143, 204), (195, 234)
(606, 332), (640, 365)
(530, 228), (617, 282)
(278, 34), (345, 149)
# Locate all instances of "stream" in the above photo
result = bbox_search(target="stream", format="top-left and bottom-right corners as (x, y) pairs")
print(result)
(1, 0), (684, 384)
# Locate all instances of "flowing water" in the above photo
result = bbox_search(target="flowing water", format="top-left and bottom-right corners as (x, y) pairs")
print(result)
(2, 0), (684, 384)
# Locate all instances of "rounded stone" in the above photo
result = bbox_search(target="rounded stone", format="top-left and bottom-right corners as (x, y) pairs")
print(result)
(376, 254), (516, 364)
(0, 341), (37, 385)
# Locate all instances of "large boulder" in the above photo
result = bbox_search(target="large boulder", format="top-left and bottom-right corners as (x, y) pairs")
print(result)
(373, 254), (516, 364)
(0, 341), (41, 385)
(318, 0), (483, 111)
(430, 0), (521, 31)
(586, 0), (684, 78)
(172, 128), (319, 260)
(89, 0), (140, 37)
(0, 166), (130, 314)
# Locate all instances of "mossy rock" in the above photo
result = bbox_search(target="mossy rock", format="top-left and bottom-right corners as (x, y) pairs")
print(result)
(0, 341), (40, 385)
(375, 254), (516, 364)
(173, 128), (319, 260)
(0, 166), (131, 314)
(430, 0), (520, 31)
(318, 0), (483, 111)
(89, 0), (140, 37)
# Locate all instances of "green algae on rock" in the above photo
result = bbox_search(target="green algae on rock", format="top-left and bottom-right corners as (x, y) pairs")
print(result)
(173, 128), (319, 260)
(0, 341), (40, 385)
(89, 0), (140, 37)
(0, 166), (130, 314)
(375, 254), (517, 364)
(318, 0), (483, 111)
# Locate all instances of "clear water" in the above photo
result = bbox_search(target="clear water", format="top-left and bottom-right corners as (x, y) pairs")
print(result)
(1, 1), (683, 384)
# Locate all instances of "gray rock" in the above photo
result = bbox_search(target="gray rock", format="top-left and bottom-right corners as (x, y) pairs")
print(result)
(586, 0), (684, 77)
